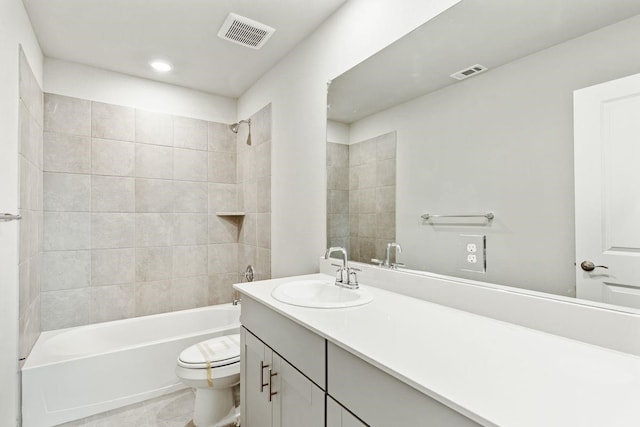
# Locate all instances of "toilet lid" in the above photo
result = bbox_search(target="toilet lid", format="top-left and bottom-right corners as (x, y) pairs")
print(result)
(178, 334), (241, 369)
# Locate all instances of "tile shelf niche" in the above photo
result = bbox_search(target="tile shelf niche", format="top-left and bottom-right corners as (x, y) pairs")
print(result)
(215, 212), (246, 216)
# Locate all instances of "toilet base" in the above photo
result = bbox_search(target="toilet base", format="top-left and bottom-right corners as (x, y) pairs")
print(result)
(193, 387), (234, 427)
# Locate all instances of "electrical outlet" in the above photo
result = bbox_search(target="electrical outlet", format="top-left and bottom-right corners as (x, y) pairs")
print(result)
(460, 235), (486, 273)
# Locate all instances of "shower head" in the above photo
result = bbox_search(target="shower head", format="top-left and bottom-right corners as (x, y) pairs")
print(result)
(229, 119), (250, 134)
(229, 119), (252, 145)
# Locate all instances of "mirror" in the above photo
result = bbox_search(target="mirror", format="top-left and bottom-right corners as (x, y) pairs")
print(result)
(326, 0), (640, 310)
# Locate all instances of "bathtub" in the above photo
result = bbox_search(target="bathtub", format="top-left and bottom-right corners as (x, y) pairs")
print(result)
(22, 303), (240, 427)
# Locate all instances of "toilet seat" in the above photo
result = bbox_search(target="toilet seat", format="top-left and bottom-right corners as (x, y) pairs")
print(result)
(177, 334), (240, 369)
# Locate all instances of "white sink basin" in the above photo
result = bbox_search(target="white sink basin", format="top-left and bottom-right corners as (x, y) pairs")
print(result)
(271, 279), (373, 308)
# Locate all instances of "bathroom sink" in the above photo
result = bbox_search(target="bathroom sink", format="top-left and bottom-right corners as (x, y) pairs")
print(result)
(271, 279), (373, 308)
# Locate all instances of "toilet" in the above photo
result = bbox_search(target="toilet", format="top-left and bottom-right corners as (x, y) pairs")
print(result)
(176, 334), (241, 427)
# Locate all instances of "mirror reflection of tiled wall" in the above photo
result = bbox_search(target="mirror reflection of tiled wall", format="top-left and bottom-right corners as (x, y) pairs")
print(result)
(327, 131), (396, 263)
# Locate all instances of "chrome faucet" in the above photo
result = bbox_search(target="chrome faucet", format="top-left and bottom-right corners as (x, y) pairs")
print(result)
(324, 246), (359, 289)
(385, 242), (404, 269)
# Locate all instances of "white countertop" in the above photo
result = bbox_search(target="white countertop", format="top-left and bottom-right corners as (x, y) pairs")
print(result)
(235, 273), (640, 426)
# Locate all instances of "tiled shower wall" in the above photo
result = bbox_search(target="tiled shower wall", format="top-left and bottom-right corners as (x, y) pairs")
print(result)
(18, 49), (44, 359)
(327, 132), (396, 264)
(237, 105), (271, 282)
(41, 94), (271, 330)
(327, 142), (349, 251)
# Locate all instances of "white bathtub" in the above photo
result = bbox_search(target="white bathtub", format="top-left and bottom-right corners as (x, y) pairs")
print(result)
(22, 303), (240, 427)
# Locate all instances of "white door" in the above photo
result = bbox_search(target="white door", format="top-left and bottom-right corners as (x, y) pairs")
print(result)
(574, 73), (640, 308)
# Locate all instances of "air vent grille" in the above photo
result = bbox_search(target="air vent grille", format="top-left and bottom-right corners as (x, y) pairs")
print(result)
(450, 64), (488, 80)
(218, 13), (275, 50)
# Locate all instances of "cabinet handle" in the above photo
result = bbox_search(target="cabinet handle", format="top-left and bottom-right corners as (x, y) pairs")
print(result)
(260, 361), (270, 392)
(268, 367), (278, 402)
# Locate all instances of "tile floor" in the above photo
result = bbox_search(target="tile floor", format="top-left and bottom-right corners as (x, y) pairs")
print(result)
(57, 389), (196, 427)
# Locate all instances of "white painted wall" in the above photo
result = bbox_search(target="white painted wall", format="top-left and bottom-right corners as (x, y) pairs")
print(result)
(238, 0), (461, 278)
(327, 120), (349, 144)
(44, 58), (236, 123)
(347, 15), (640, 296)
(0, 1), (43, 425)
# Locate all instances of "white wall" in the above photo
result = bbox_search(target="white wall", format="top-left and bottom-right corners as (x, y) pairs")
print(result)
(347, 15), (640, 296)
(238, 0), (461, 278)
(45, 58), (236, 123)
(327, 120), (349, 144)
(0, 0), (43, 424)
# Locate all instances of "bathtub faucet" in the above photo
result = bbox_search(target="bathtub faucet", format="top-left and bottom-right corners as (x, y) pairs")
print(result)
(324, 246), (359, 289)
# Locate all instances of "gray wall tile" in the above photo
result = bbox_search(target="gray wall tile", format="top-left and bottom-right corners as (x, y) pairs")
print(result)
(44, 132), (91, 173)
(44, 94), (91, 136)
(92, 102), (135, 141)
(208, 243), (238, 274)
(173, 214), (208, 245)
(135, 110), (173, 146)
(239, 214), (256, 246)
(208, 122), (236, 152)
(173, 245), (208, 278)
(256, 141), (270, 178)
(42, 250), (90, 291)
(44, 173), (91, 212)
(174, 117), (207, 151)
(208, 152), (236, 183)
(208, 215), (239, 244)
(135, 213), (173, 247)
(92, 138), (135, 177)
(92, 176), (135, 212)
(136, 247), (172, 282)
(19, 49), (43, 125)
(91, 213), (135, 249)
(92, 248), (135, 286)
(174, 148), (207, 182)
(135, 179), (174, 213)
(90, 284), (135, 323)
(174, 181), (207, 213)
(256, 247), (271, 280)
(135, 280), (172, 316)
(242, 180), (257, 213)
(376, 186), (396, 213)
(257, 178), (270, 213)
(41, 288), (91, 330)
(44, 212), (91, 251)
(208, 183), (237, 212)
(257, 214), (271, 249)
(208, 273), (238, 305)
(250, 104), (271, 146)
(39, 97), (271, 328)
(171, 276), (208, 311)
(136, 143), (173, 179)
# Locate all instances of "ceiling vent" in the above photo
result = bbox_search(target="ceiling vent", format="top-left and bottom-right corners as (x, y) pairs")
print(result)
(450, 64), (488, 81)
(217, 13), (275, 50)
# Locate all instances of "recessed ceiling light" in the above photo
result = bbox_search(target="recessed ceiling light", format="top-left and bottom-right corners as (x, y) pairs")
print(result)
(150, 60), (172, 72)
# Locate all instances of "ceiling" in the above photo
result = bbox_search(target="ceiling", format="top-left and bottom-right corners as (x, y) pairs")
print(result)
(328, 0), (640, 123)
(23, 0), (348, 98)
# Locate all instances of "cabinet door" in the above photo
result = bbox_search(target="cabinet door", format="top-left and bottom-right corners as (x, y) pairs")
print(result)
(272, 353), (324, 427)
(241, 327), (273, 427)
(327, 397), (368, 427)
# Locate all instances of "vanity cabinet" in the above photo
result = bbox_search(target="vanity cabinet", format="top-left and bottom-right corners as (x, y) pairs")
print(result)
(241, 328), (324, 427)
(327, 397), (367, 427)
(241, 297), (325, 427)
(327, 342), (480, 427)
(240, 294), (478, 427)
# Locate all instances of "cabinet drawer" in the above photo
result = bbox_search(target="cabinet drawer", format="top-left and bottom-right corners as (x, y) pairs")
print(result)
(327, 342), (481, 427)
(241, 296), (326, 389)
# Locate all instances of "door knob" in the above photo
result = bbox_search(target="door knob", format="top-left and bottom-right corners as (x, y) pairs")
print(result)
(580, 261), (609, 272)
